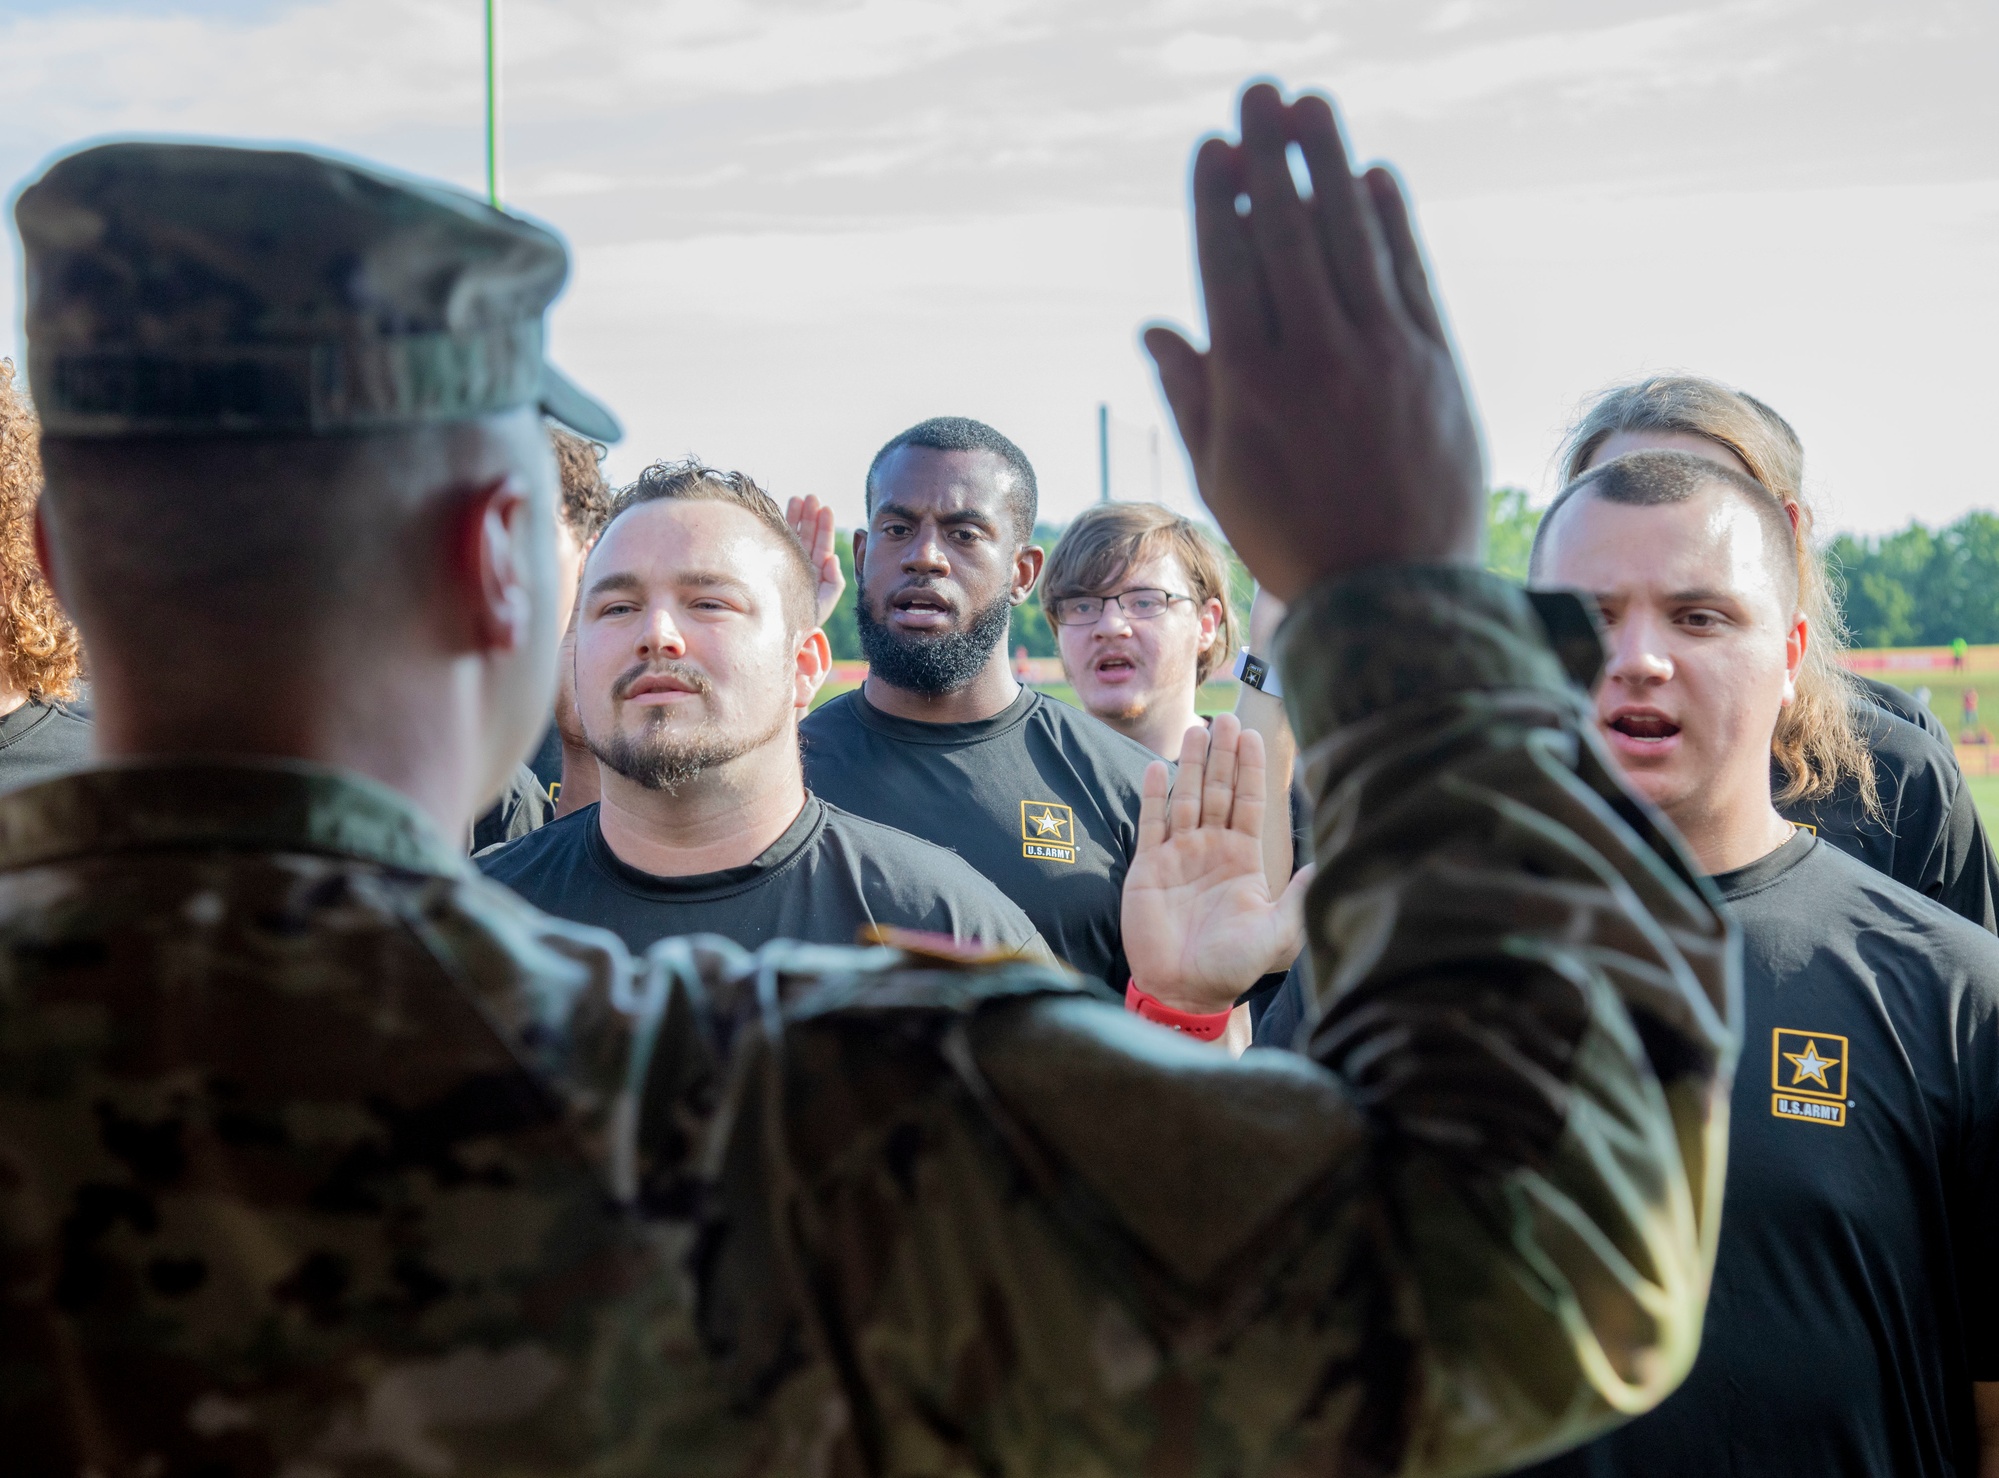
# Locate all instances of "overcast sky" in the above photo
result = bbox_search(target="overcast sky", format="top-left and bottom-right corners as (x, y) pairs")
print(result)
(3, 0), (1994, 536)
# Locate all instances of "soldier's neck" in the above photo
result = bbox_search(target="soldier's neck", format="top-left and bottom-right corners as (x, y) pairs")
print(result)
(593, 739), (808, 879)
(84, 652), (502, 846)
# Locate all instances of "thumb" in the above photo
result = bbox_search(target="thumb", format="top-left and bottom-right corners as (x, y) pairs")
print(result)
(1144, 325), (1213, 471)
(1276, 863), (1316, 929)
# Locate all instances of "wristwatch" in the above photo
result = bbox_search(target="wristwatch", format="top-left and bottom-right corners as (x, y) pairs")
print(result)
(1233, 646), (1282, 700)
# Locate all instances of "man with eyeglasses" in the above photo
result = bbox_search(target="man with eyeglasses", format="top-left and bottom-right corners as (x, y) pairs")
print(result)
(1043, 504), (1309, 1046)
(802, 417), (1176, 999)
(1042, 504), (1233, 760)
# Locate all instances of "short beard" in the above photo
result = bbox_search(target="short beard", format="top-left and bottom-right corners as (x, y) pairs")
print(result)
(590, 724), (762, 793)
(856, 584), (1015, 697)
(587, 660), (786, 793)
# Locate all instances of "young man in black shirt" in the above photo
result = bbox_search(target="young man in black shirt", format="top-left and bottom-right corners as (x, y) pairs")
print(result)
(1560, 387), (1999, 930)
(480, 459), (1041, 958)
(802, 418), (1157, 995)
(1512, 449), (1999, 1477)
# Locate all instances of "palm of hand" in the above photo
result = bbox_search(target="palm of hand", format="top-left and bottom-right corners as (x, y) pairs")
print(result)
(1124, 818), (1287, 1011)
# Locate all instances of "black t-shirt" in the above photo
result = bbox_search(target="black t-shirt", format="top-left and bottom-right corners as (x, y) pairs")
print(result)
(477, 793), (1042, 957)
(1779, 702), (1999, 932)
(1260, 705), (1999, 1043)
(803, 686), (1153, 994)
(1859, 672), (1952, 745)
(0, 699), (91, 794)
(1512, 829), (1999, 1478)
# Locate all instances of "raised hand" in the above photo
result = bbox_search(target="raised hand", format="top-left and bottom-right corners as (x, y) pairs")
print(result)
(1144, 83), (1485, 601)
(785, 493), (846, 626)
(1121, 713), (1312, 1015)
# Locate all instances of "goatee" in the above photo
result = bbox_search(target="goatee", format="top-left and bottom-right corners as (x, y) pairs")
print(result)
(590, 726), (752, 793)
(589, 658), (782, 792)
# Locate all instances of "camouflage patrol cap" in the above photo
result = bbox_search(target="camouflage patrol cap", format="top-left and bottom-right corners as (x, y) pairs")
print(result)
(12, 141), (621, 441)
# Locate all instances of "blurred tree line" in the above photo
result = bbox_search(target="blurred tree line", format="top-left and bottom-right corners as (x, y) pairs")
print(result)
(1485, 486), (1539, 583)
(1826, 515), (1999, 648)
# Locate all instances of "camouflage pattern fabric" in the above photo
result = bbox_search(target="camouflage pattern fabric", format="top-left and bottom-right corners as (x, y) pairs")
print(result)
(0, 567), (1738, 1478)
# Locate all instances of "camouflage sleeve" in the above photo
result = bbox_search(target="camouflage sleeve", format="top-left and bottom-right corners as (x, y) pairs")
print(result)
(629, 567), (1738, 1478)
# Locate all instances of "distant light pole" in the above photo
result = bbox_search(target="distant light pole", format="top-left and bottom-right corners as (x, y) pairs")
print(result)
(483, 0), (501, 207)
(1097, 402), (1110, 503)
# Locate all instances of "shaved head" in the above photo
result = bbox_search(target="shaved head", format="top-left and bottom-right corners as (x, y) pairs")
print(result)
(39, 411), (557, 648)
(1531, 449), (1799, 610)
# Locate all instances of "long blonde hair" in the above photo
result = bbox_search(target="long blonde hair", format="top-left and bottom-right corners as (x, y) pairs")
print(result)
(1560, 375), (1876, 815)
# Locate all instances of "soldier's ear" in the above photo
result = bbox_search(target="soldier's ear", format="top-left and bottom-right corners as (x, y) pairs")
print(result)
(447, 474), (537, 656)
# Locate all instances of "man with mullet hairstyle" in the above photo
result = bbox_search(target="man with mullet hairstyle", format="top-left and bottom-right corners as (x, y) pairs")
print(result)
(1514, 448), (1999, 1478)
(1559, 373), (1999, 931)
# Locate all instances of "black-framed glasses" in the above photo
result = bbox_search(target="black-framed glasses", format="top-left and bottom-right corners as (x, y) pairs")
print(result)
(1047, 588), (1192, 626)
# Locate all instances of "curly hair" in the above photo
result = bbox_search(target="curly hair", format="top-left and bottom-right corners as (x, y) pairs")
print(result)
(0, 362), (83, 702)
(549, 424), (614, 543)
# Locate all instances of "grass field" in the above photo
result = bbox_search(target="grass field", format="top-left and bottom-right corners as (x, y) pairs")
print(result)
(1864, 674), (1988, 736)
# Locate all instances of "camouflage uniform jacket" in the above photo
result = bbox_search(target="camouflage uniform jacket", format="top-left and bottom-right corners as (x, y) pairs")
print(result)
(0, 568), (1738, 1478)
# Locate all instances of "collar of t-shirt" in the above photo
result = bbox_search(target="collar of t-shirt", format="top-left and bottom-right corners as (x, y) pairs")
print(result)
(0, 700), (61, 746)
(1709, 825), (1816, 901)
(842, 683), (1038, 747)
(585, 794), (827, 901)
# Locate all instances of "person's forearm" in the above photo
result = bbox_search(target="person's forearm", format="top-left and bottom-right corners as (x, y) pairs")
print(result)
(1233, 683), (1296, 896)
(618, 567), (1738, 1478)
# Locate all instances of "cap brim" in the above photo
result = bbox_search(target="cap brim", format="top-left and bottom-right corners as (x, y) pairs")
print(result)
(538, 360), (622, 444)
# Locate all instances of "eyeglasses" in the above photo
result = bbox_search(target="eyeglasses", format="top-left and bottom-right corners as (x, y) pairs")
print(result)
(1047, 588), (1192, 626)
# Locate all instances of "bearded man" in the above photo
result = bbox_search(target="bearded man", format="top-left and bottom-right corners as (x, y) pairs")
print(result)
(802, 417), (1162, 995)
(479, 458), (1044, 957)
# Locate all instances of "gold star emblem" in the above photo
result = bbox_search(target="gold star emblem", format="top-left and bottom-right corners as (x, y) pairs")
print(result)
(1030, 808), (1066, 837)
(1784, 1039), (1840, 1090)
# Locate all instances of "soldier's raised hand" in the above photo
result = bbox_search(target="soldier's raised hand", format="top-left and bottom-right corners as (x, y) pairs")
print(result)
(1121, 713), (1312, 1015)
(1145, 83), (1485, 600)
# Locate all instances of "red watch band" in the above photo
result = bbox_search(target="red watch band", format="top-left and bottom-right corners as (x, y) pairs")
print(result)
(1124, 979), (1233, 1041)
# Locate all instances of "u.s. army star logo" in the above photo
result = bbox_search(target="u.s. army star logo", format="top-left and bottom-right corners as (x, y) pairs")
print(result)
(1020, 800), (1077, 864)
(1771, 1027), (1850, 1127)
